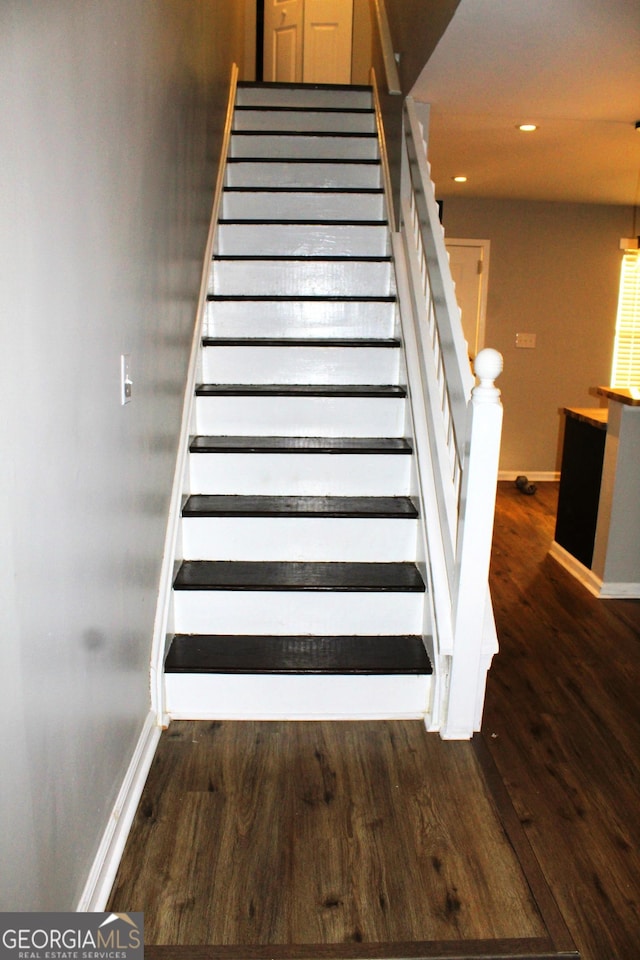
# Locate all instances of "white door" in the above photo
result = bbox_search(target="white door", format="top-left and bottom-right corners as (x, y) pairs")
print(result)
(264, 0), (353, 85)
(445, 240), (490, 360)
(303, 0), (353, 84)
(264, 0), (304, 83)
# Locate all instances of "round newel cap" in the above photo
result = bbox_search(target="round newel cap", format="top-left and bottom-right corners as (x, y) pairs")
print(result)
(474, 348), (503, 383)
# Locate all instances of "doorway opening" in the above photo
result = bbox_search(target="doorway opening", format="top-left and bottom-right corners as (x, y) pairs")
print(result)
(259, 0), (355, 85)
(445, 239), (491, 361)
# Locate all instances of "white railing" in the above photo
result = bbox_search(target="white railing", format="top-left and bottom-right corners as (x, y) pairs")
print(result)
(371, 0), (401, 94)
(394, 95), (503, 738)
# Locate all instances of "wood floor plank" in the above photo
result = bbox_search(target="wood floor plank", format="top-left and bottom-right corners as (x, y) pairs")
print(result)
(483, 481), (640, 960)
(108, 721), (548, 947)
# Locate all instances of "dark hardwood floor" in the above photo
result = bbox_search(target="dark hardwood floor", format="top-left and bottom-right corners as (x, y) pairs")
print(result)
(482, 481), (640, 960)
(108, 483), (640, 959)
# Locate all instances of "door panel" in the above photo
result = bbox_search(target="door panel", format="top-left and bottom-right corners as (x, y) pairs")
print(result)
(264, 0), (303, 82)
(446, 240), (490, 360)
(303, 0), (353, 84)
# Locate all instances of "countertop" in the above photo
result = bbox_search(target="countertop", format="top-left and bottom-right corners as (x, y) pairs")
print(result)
(596, 386), (640, 407)
(564, 406), (608, 430)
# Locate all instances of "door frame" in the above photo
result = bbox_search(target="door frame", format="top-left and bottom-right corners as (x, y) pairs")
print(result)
(445, 238), (491, 359)
(258, 0), (355, 84)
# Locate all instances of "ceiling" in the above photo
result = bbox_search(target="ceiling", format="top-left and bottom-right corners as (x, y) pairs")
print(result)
(410, 0), (640, 207)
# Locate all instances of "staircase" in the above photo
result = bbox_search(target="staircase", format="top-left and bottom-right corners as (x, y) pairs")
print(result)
(163, 81), (433, 721)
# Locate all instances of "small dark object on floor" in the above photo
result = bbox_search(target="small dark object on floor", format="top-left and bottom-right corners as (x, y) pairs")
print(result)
(515, 475), (537, 495)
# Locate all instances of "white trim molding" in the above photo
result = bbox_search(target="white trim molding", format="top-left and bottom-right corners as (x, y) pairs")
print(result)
(76, 711), (161, 912)
(549, 540), (640, 599)
(499, 471), (560, 482)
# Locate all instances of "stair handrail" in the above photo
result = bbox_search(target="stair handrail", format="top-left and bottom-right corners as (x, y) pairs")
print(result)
(371, 0), (401, 95)
(370, 68), (396, 233)
(397, 95), (503, 738)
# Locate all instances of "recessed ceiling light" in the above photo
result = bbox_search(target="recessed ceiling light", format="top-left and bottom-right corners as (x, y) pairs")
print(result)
(518, 123), (538, 132)
(452, 175), (467, 183)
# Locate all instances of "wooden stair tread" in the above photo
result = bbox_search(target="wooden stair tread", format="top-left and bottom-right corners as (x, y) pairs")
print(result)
(189, 435), (412, 454)
(165, 634), (432, 675)
(173, 560), (426, 592)
(195, 383), (405, 397)
(218, 218), (387, 226)
(182, 495), (418, 518)
(237, 81), (372, 92)
(202, 337), (400, 347)
(234, 105), (375, 115)
(212, 254), (391, 262)
(232, 130), (377, 139)
(223, 186), (384, 194)
(207, 294), (395, 302)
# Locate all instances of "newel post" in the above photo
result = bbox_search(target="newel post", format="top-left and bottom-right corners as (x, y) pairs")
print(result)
(441, 348), (504, 739)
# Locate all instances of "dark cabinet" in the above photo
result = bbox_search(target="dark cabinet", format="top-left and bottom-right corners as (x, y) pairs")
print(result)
(554, 409), (607, 569)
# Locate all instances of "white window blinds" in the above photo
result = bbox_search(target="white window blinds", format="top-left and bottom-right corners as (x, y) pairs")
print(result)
(611, 249), (640, 388)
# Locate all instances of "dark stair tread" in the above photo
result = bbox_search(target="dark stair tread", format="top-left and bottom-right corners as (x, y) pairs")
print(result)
(223, 187), (384, 194)
(234, 105), (375, 116)
(218, 219), (387, 226)
(202, 337), (400, 348)
(223, 157), (384, 170)
(173, 561), (426, 592)
(212, 254), (391, 263)
(195, 383), (406, 398)
(182, 495), (418, 518)
(237, 81), (372, 92)
(189, 435), (412, 454)
(165, 634), (432, 675)
(232, 130), (377, 139)
(207, 294), (395, 302)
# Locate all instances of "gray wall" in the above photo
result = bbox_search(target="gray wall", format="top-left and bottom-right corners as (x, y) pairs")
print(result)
(0, 1), (247, 910)
(385, 0), (461, 92)
(442, 198), (633, 474)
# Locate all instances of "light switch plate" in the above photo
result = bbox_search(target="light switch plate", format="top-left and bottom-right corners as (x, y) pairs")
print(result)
(516, 332), (536, 349)
(121, 354), (132, 404)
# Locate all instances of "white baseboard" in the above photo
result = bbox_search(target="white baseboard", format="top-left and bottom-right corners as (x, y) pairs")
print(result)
(549, 541), (640, 599)
(548, 541), (603, 596)
(76, 711), (161, 912)
(599, 581), (640, 599)
(498, 471), (560, 482)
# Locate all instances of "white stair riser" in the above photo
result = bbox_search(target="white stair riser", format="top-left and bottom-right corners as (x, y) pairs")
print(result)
(195, 395), (406, 437)
(231, 134), (378, 161)
(202, 345), (400, 385)
(210, 259), (392, 297)
(222, 191), (385, 221)
(206, 298), (396, 339)
(182, 516), (419, 562)
(233, 109), (375, 134)
(225, 161), (381, 189)
(236, 87), (372, 110)
(165, 673), (430, 721)
(189, 453), (411, 496)
(216, 223), (389, 258)
(173, 589), (424, 635)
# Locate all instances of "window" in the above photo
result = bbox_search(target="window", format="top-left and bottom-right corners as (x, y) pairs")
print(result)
(610, 248), (640, 388)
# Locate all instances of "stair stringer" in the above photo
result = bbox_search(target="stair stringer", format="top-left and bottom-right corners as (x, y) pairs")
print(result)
(147, 64), (239, 726)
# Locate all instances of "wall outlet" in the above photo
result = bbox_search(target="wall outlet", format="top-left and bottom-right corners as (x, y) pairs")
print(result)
(515, 332), (537, 349)
(121, 354), (132, 404)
